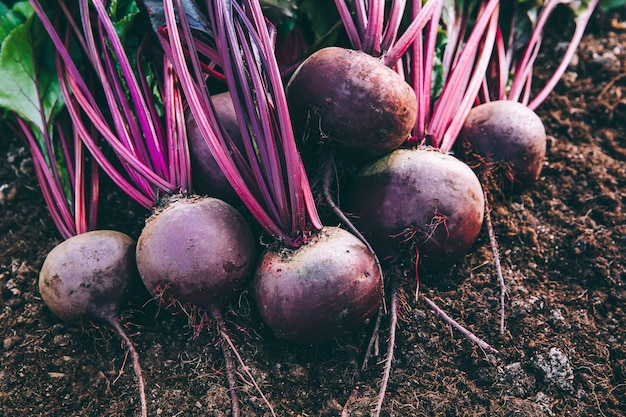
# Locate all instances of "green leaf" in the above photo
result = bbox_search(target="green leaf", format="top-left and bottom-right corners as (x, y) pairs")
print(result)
(0, 2), (63, 136)
(261, 0), (297, 34)
(108, 0), (140, 39)
(298, 0), (339, 43)
(0, 0), (32, 43)
(599, 0), (626, 10)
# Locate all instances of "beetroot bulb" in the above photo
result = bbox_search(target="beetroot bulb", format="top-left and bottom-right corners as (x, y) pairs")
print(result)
(39, 230), (137, 325)
(287, 46), (417, 160)
(135, 196), (257, 313)
(285, 0), (446, 163)
(254, 226), (383, 344)
(457, 100), (547, 191)
(346, 147), (485, 271)
(37, 231), (148, 417)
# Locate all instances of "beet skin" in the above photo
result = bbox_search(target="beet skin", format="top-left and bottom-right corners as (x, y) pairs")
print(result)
(287, 47), (417, 160)
(39, 230), (137, 324)
(187, 92), (242, 201)
(136, 197), (256, 311)
(457, 100), (547, 189)
(347, 148), (485, 271)
(254, 226), (383, 344)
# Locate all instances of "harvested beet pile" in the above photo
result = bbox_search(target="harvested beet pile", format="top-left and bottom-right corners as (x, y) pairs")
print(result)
(0, 3), (624, 417)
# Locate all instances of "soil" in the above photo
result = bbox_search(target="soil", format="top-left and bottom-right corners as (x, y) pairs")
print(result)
(1, 7), (625, 417)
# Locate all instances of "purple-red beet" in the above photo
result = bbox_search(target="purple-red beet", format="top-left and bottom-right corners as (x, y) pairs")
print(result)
(136, 197), (256, 311)
(187, 92), (243, 200)
(39, 230), (136, 324)
(347, 148), (485, 270)
(135, 196), (260, 417)
(254, 226), (383, 344)
(457, 100), (547, 189)
(38, 230), (147, 417)
(286, 47), (417, 160)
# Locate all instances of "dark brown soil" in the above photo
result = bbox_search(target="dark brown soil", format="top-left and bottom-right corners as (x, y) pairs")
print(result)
(1, 8), (625, 417)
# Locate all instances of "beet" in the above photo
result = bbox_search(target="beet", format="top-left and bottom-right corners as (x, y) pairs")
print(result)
(136, 197), (256, 311)
(135, 195), (258, 417)
(346, 148), (485, 270)
(39, 230), (148, 417)
(286, 47), (417, 160)
(254, 226), (383, 344)
(39, 230), (137, 324)
(457, 100), (547, 189)
(187, 92), (242, 200)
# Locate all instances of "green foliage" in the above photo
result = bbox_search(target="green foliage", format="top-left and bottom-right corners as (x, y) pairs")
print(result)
(431, 27), (447, 100)
(261, 0), (298, 34)
(108, 0), (141, 39)
(0, 0), (31, 41)
(292, 0), (342, 52)
(0, 1), (72, 200)
(0, 1), (63, 137)
(298, 0), (339, 43)
(598, 0), (626, 10)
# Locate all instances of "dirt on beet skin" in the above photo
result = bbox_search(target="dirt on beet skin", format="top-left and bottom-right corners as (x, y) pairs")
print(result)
(1, 7), (625, 417)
